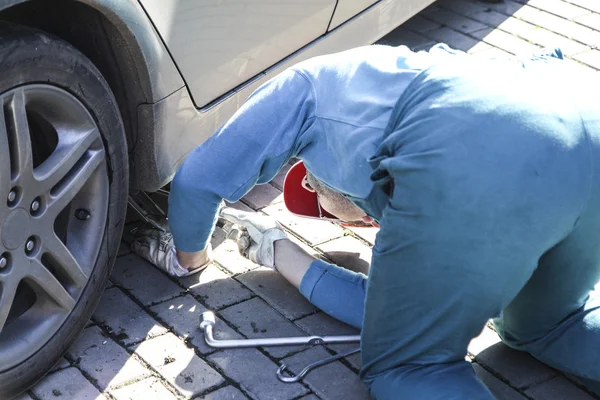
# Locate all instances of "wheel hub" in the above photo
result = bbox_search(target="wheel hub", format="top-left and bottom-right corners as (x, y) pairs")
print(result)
(0, 84), (109, 371)
(1, 208), (31, 250)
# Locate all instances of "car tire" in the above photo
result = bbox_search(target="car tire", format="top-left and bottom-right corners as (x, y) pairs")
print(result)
(0, 23), (128, 399)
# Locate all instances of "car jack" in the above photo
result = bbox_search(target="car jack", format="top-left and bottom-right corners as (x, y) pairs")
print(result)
(127, 191), (169, 232)
(200, 311), (361, 383)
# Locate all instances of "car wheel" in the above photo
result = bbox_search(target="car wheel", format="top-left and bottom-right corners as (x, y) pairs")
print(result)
(0, 23), (128, 398)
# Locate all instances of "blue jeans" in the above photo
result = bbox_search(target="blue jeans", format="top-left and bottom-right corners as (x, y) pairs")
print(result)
(297, 51), (600, 399)
(301, 253), (600, 397)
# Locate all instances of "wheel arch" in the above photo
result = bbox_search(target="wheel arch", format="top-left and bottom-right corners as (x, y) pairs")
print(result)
(0, 0), (185, 190)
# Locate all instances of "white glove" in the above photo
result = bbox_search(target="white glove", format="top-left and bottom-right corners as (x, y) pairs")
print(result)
(220, 207), (288, 269)
(131, 222), (210, 277)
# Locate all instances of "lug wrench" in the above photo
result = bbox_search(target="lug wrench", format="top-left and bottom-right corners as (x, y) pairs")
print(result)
(276, 347), (360, 383)
(200, 311), (360, 348)
(200, 311), (360, 382)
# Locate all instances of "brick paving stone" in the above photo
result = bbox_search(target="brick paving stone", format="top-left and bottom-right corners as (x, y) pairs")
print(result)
(317, 236), (371, 275)
(524, 0), (591, 20)
(567, 0), (600, 13)
(475, 342), (558, 389)
(270, 164), (291, 191)
(470, 11), (536, 35)
(473, 46), (513, 58)
(295, 312), (361, 370)
(574, 49), (600, 69)
(424, 26), (482, 52)
(520, 28), (590, 56)
(466, 40), (494, 54)
(150, 294), (243, 354)
(471, 28), (541, 55)
(468, 326), (501, 357)
(111, 254), (184, 306)
(242, 183), (283, 210)
(402, 15), (441, 33)
(67, 326), (149, 390)
(50, 357), (70, 372)
(525, 376), (595, 400)
(133, 333), (225, 398)
(281, 347), (368, 400)
(13, 393), (35, 400)
(110, 378), (178, 400)
(180, 264), (253, 310)
(576, 12), (600, 30)
(209, 348), (309, 399)
(437, 0), (489, 16)
(423, 8), (488, 34)
(474, 0), (527, 16)
(347, 226), (378, 246)
(220, 297), (309, 358)
(263, 203), (345, 245)
(561, 57), (595, 74)
(212, 227), (259, 275)
(513, 7), (600, 48)
(236, 267), (317, 320)
(92, 287), (168, 346)
(472, 364), (528, 400)
(295, 312), (359, 337)
(31, 367), (107, 400)
(298, 396), (321, 400)
(198, 386), (249, 399)
(225, 201), (255, 213)
(375, 26), (435, 51)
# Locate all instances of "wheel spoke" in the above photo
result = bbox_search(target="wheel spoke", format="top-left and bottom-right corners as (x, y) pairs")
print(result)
(46, 148), (105, 218)
(34, 127), (100, 194)
(0, 278), (19, 334)
(4, 89), (33, 185)
(0, 108), (11, 199)
(25, 258), (76, 312)
(42, 233), (88, 289)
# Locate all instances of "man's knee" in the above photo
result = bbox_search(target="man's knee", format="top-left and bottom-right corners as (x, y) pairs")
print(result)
(361, 361), (494, 400)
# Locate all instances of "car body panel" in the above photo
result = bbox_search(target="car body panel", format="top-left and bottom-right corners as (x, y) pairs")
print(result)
(135, 0), (436, 191)
(329, 0), (377, 30)
(78, 0), (186, 102)
(0, 0), (184, 102)
(139, 0), (337, 108)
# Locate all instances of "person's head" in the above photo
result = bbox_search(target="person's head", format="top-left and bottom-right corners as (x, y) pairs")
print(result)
(304, 172), (375, 226)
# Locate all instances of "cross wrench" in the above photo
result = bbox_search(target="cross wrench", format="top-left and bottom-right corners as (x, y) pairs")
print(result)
(200, 311), (360, 348)
(200, 311), (360, 383)
(276, 347), (360, 383)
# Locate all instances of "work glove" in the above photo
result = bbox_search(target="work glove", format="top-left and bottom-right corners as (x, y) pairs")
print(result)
(220, 207), (288, 269)
(130, 220), (211, 277)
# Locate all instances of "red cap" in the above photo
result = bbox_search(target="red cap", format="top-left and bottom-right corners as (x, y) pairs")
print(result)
(283, 161), (339, 221)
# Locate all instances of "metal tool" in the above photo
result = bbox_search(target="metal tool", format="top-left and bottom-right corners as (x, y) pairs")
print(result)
(200, 311), (360, 348)
(200, 311), (361, 382)
(128, 191), (168, 232)
(276, 347), (360, 383)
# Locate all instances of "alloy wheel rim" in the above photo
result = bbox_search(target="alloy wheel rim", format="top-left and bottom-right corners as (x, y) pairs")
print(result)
(0, 85), (109, 369)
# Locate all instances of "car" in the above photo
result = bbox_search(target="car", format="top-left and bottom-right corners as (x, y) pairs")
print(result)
(0, 0), (434, 397)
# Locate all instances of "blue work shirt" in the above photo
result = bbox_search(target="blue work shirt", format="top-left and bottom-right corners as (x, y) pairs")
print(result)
(168, 42), (600, 399)
(169, 43), (464, 252)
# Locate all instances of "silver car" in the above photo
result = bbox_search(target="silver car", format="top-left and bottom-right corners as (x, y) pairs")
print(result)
(0, 0), (433, 397)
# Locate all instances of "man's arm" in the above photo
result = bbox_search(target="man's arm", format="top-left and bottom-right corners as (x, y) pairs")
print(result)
(168, 69), (316, 263)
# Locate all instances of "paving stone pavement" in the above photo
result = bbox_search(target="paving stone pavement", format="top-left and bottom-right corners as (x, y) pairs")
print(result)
(27, 1), (600, 399)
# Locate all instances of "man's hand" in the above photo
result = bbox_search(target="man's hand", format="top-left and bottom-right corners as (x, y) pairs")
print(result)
(131, 221), (211, 277)
(220, 207), (288, 269)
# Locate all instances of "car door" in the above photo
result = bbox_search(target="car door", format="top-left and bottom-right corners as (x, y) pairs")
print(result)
(328, 0), (378, 30)
(139, 0), (337, 108)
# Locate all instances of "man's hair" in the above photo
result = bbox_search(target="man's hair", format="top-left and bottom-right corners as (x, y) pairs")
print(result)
(305, 172), (359, 217)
